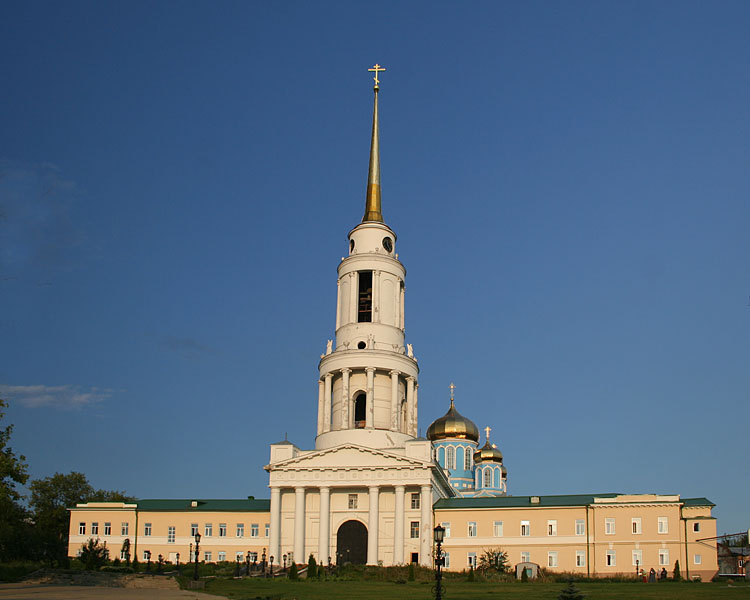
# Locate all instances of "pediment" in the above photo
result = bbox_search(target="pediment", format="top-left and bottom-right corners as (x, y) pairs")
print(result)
(268, 443), (429, 471)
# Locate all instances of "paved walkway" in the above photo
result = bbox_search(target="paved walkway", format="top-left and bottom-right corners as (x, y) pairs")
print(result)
(0, 583), (223, 600)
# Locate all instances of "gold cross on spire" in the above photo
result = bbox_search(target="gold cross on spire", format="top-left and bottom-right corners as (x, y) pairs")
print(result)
(485, 426), (491, 442)
(368, 63), (386, 88)
(449, 382), (456, 401)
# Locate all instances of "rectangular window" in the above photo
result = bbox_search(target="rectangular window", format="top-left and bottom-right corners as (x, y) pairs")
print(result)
(468, 552), (477, 568)
(144, 523), (151, 536)
(104, 522), (111, 536)
(632, 518), (642, 534)
(658, 516), (668, 534)
(204, 551), (212, 563)
(464, 449), (471, 470)
(357, 271), (373, 322)
(264, 523), (270, 537)
(575, 519), (585, 536)
(191, 523), (199, 536)
(120, 550), (128, 560)
(237, 523), (244, 537)
(79, 522), (86, 535)
(547, 520), (557, 536)
(91, 522), (99, 535)
(143, 551), (149, 561)
(348, 494), (358, 509)
(219, 523), (227, 537)
(410, 521), (420, 538)
(236, 551), (244, 562)
(520, 551), (530, 563)
(548, 551), (558, 567)
(520, 521), (530, 536)
(493, 521), (503, 537)
(659, 549), (669, 566)
(693, 522), (700, 533)
(167, 526), (175, 544)
(694, 554), (702, 565)
(218, 551), (226, 562)
(605, 518), (615, 535)
(576, 550), (586, 567)
(606, 550), (616, 566)
(411, 493), (420, 510)
(248, 552), (257, 562)
(468, 522), (477, 537)
(121, 522), (129, 536)
(632, 549), (642, 566)
(443, 552), (450, 569)
(205, 523), (212, 537)
(441, 522), (451, 538)
(251, 524), (259, 537)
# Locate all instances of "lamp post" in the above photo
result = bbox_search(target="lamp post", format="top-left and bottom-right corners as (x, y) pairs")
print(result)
(246, 550), (251, 576)
(433, 525), (445, 600)
(193, 532), (201, 581)
(176, 553), (181, 575)
(283, 553), (287, 573)
(636, 559), (640, 579)
(261, 548), (266, 576)
(270, 555), (274, 577)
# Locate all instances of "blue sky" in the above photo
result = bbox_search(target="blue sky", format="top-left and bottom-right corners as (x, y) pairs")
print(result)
(1, 1), (748, 535)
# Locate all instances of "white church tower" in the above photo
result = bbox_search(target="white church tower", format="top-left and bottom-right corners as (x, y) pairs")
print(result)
(266, 66), (453, 569)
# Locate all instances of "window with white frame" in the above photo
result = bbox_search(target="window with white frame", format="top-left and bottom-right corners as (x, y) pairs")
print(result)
(468, 521), (477, 537)
(441, 522), (451, 538)
(248, 551), (257, 562)
(79, 522), (86, 535)
(464, 448), (471, 470)
(632, 517), (642, 534)
(264, 523), (270, 537)
(348, 494), (358, 509)
(104, 522), (111, 536)
(219, 523), (227, 537)
(121, 522), (129, 536)
(446, 446), (455, 469)
(548, 551), (558, 567)
(144, 523), (151, 536)
(520, 521), (530, 536)
(632, 549), (642, 566)
(218, 551), (226, 562)
(484, 469), (492, 488)
(91, 522), (99, 535)
(251, 523), (259, 537)
(493, 521), (503, 537)
(576, 550), (586, 567)
(236, 551), (244, 561)
(658, 516), (668, 534)
(120, 550), (128, 560)
(410, 521), (419, 538)
(237, 523), (244, 537)
(204, 551), (212, 562)
(659, 549), (669, 566)
(142, 551), (150, 560)
(205, 523), (212, 537)
(520, 551), (530, 563)
(547, 520), (557, 536)
(443, 552), (450, 568)
(694, 554), (702, 565)
(167, 526), (175, 543)
(693, 522), (700, 532)
(468, 552), (477, 568)
(606, 550), (616, 566)
(605, 518), (615, 535)
(411, 493), (420, 509)
(575, 519), (585, 536)
(191, 523), (198, 536)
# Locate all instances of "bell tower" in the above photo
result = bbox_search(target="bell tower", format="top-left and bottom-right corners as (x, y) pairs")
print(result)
(315, 66), (419, 450)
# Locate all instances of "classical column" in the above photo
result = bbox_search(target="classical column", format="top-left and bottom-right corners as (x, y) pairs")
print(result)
(323, 373), (333, 433)
(349, 272), (358, 323)
(317, 380), (324, 436)
(406, 377), (415, 436)
(367, 486), (380, 564)
(399, 283), (405, 330)
(419, 484), (432, 566)
(294, 487), (306, 564)
(341, 368), (351, 429)
(394, 485), (405, 564)
(389, 370), (400, 432)
(318, 486), (330, 564)
(412, 384), (419, 437)
(269, 487), (281, 562)
(365, 367), (375, 429)
(373, 270), (380, 323)
(335, 278), (341, 330)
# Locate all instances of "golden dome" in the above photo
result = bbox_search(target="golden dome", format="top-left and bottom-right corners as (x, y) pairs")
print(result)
(473, 440), (504, 464)
(426, 399), (479, 442)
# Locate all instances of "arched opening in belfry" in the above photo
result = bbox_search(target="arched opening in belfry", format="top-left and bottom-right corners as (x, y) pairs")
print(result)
(357, 271), (373, 322)
(354, 392), (366, 428)
(336, 520), (367, 565)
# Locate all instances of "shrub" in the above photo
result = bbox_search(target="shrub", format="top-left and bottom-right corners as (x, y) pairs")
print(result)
(521, 567), (529, 583)
(467, 566), (475, 582)
(79, 538), (108, 571)
(673, 560), (681, 581)
(558, 579), (586, 600)
(288, 562), (298, 580)
(307, 554), (317, 579)
(408, 563), (415, 581)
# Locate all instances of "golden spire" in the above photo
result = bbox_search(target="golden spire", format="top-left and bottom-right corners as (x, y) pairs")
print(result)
(363, 64), (386, 223)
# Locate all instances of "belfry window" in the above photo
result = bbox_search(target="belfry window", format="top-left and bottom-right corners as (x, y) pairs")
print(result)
(354, 392), (366, 428)
(357, 271), (373, 322)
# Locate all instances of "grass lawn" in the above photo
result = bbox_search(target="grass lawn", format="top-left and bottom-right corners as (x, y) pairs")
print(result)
(193, 578), (750, 600)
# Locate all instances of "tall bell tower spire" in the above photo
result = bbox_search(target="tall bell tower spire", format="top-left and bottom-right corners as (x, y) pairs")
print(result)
(363, 64), (385, 223)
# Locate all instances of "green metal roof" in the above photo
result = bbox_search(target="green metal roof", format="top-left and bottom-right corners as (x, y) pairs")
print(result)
(135, 498), (270, 512)
(682, 497), (715, 507)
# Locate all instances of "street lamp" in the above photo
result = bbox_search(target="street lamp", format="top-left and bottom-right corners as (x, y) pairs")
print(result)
(262, 548), (266, 575)
(283, 553), (287, 572)
(433, 525), (446, 600)
(193, 532), (202, 581)
(636, 558), (640, 579)
(176, 553), (181, 575)
(145, 550), (152, 572)
(270, 555), (274, 577)
(246, 550), (251, 576)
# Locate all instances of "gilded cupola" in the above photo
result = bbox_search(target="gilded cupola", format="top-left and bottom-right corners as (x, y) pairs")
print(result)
(473, 426), (505, 465)
(426, 397), (480, 443)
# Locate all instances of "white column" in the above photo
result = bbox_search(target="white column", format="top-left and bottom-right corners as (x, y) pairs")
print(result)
(373, 270), (380, 323)
(394, 485), (405, 564)
(406, 377), (415, 436)
(399, 283), (405, 330)
(269, 487), (281, 563)
(389, 370), (400, 432)
(335, 278), (341, 330)
(367, 486), (380, 564)
(420, 484), (432, 566)
(323, 373), (333, 433)
(317, 380), (324, 436)
(349, 272), (358, 323)
(293, 487), (306, 564)
(412, 383), (419, 437)
(318, 486), (330, 564)
(365, 367), (375, 429)
(341, 368), (351, 429)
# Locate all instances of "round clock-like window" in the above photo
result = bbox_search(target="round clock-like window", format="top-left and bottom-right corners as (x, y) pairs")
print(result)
(382, 237), (393, 253)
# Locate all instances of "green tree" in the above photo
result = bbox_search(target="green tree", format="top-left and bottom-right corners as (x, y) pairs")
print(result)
(521, 567), (529, 583)
(477, 547), (510, 574)
(408, 562), (415, 581)
(79, 538), (109, 570)
(558, 579), (586, 600)
(288, 561), (299, 580)
(307, 553), (317, 579)
(0, 398), (29, 561)
(673, 559), (681, 581)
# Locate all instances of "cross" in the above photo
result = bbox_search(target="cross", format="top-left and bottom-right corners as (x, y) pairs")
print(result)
(368, 63), (386, 87)
(449, 382), (456, 401)
(485, 426), (491, 442)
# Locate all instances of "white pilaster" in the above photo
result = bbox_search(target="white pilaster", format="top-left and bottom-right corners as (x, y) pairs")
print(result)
(341, 368), (351, 429)
(420, 484), (432, 566)
(317, 380), (324, 436)
(269, 487), (281, 563)
(399, 283), (405, 330)
(367, 486), (380, 564)
(373, 270), (380, 323)
(389, 370), (400, 432)
(318, 486), (330, 564)
(394, 485), (405, 564)
(365, 367), (375, 429)
(335, 278), (341, 330)
(349, 272), (357, 324)
(294, 487), (306, 564)
(406, 377), (415, 435)
(323, 373), (333, 433)
(412, 383), (419, 437)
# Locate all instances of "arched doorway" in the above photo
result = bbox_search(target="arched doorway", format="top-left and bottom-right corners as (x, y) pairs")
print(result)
(354, 392), (366, 428)
(336, 520), (367, 565)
